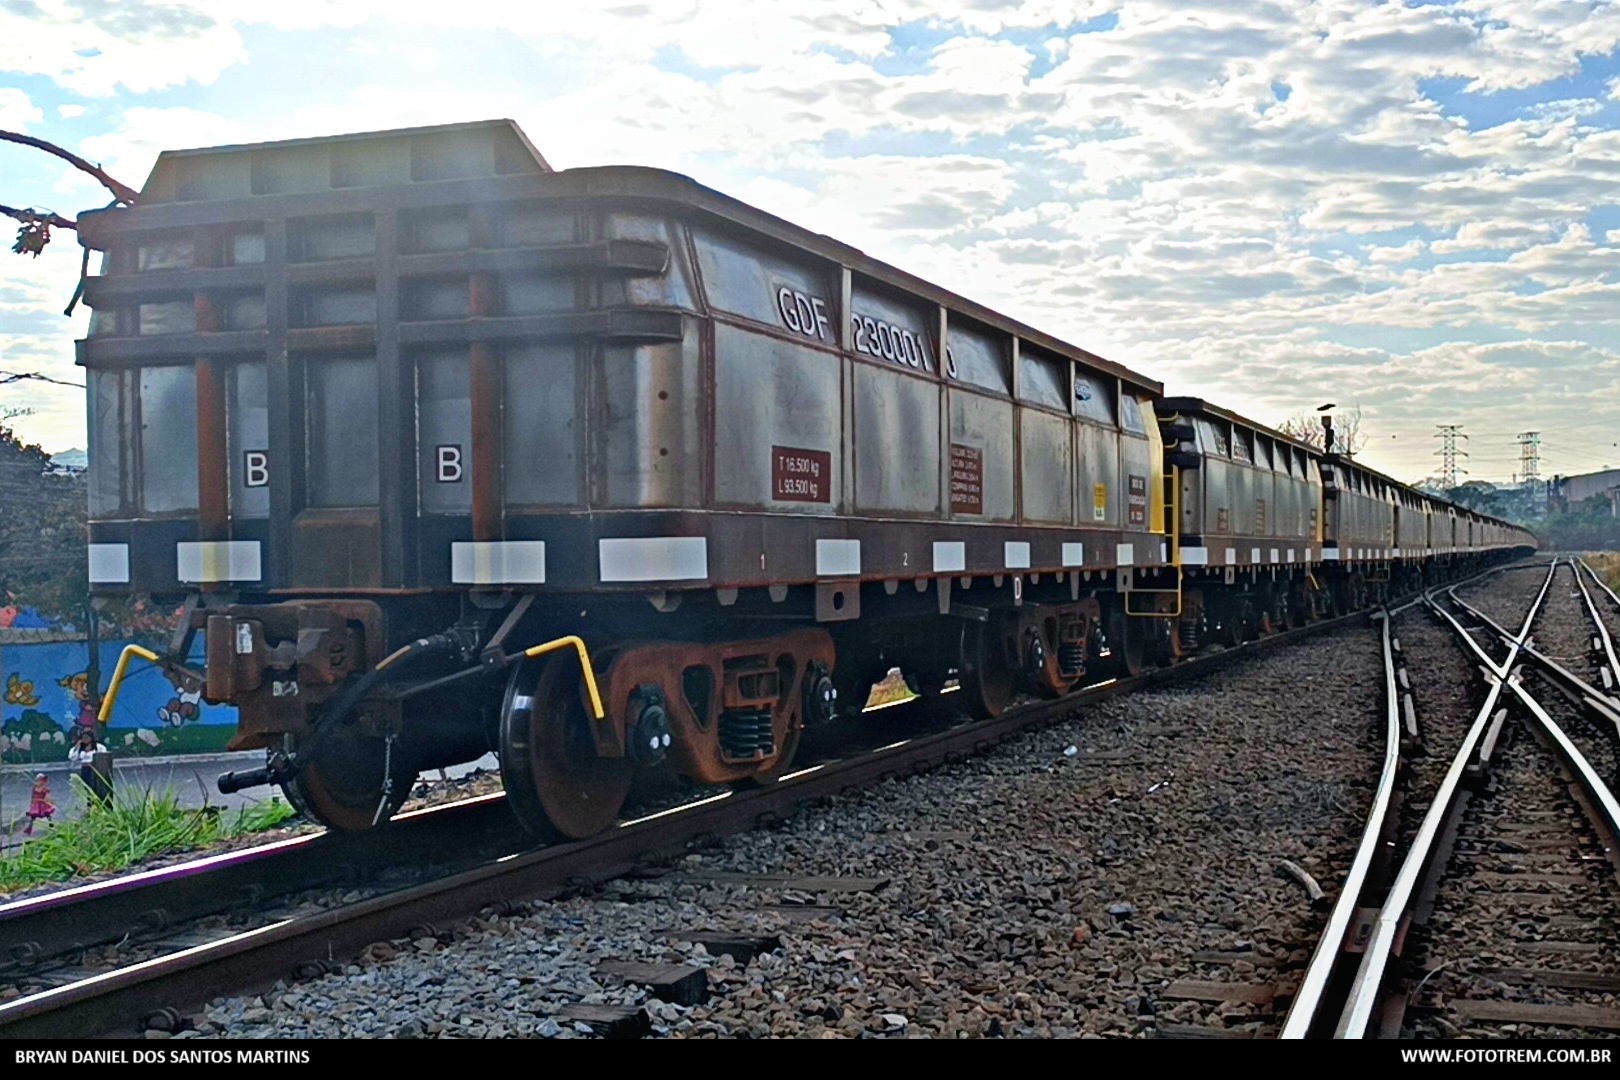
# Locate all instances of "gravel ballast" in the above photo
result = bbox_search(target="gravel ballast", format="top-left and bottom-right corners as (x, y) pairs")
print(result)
(186, 623), (1386, 1039)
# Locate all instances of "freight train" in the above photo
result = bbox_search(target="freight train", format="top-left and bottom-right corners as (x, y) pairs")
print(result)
(75, 120), (1536, 838)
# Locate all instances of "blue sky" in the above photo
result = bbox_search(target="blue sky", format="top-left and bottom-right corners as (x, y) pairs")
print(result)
(2, 0), (1619, 484)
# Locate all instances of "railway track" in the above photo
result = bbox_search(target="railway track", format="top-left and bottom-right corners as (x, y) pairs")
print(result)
(1575, 558), (1620, 698)
(1284, 560), (1620, 1039)
(0, 602), (1377, 1039)
(0, 794), (514, 1002)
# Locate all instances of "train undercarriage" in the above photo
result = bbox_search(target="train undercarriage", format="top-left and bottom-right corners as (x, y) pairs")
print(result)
(189, 550), (1511, 840)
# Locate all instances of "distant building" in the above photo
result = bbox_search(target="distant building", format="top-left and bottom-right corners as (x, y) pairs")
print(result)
(1552, 469), (1620, 518)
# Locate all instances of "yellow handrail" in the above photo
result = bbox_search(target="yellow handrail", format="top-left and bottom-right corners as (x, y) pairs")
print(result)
(521, 635), (606, 720)
(1169, 464), (1181, 563)
(1126, 465), (1184, 617)
(98, 644), (160, 724)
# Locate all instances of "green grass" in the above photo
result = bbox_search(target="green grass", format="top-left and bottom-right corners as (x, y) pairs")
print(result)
(0, 779), (296, 895)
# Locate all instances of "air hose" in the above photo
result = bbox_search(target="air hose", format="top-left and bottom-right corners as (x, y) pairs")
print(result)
(217, 629), (475, 795)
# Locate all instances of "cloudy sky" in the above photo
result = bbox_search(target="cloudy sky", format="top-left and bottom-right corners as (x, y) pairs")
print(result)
(2, 0), (1618, 484)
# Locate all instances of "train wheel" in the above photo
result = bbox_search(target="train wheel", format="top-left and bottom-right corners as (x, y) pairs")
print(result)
(1216, 600), (1244, 647)
(500, 655), (633, 842)
(283, 724), (414, 832)
(1114, 608), (1147, 678)
(962, 618), (1015, 719)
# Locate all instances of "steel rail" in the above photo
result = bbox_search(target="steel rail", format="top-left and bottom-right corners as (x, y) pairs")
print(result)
(1278, 607), (1401, 1039)
(1501, 675), (1620, 854)
(1581, 558), (1620, 611)
(1332, 562), (1557, 1038)
(1450, 576), (1620, 737)
(0, 604), (1374, 1039)
(1573, 558), (1620, 694)
(1281, 563), (1525, 1039)
(0, 794), (512, 973)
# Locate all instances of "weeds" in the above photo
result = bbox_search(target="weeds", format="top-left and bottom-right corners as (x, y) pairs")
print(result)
(0, 777), (295, 894)
(1587, 551), (1620, 592)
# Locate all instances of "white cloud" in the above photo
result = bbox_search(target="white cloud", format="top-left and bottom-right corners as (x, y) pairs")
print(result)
(0, 1), (247, 96)
(0, 88), (44, 130)
(0, 0), (1617, 479)
(1430, 221), (1555, 254)
(1367, 239), (1427, 265)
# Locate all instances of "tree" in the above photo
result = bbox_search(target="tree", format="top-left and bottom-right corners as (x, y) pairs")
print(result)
(1, 130), (138, 297)
(0, 134), (135, 625)
(0, 420), (87, 622)
(1275, 404), (1367, 456)
(1541, 496), (1620, 551)
(1443, 481), (1505, 516)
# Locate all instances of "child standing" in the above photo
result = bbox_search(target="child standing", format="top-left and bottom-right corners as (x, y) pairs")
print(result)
(24, 773), (54, 834)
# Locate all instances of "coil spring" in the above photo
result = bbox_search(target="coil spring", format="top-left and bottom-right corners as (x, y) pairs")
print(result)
(718, 709), (775, 760)
(1058, 643), (1086, 677)
(1178, 616), (1200, 651)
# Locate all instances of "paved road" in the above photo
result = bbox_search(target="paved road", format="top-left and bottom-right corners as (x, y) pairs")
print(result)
(1, 752), (272, 841)
(1, 751), (502, 849)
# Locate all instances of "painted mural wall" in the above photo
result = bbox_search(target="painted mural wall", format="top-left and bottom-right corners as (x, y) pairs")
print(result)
(0, 630), (235, 764)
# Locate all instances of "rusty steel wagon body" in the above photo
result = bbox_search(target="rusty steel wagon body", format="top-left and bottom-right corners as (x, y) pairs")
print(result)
(77, 120), (1537, 838)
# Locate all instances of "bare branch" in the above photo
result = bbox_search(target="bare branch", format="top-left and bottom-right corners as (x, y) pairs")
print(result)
(1276, 404), (1367, 456)
(0, 129), (140, 205)
(0, 204), (76, 229)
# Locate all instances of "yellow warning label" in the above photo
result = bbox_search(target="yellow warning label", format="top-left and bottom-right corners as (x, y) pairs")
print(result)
(1092, 482), (1107, 522)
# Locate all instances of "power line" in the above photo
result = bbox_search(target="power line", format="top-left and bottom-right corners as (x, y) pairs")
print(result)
(0, 369), (84, 390)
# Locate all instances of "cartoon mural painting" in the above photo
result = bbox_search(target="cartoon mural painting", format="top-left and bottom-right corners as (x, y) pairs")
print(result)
(57, 671), (98, 731)
(6, 673), (39, 707)
(157, 667), (203, 727)
(1, 635), (236, 764)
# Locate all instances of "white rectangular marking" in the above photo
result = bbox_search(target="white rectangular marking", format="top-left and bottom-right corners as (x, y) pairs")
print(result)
(451, 540), (546, 585)
(177, 540), (261, 583)
(87, 543), (130, 584)
(599, 537), (708, 582)
(1323, 547), (1339, 562)
(1270, 548), (1280, 564)
(932, 541), (966, 574)
(1061, 542), (1084, 567)
(1225, 548), (1237, 565)
(1251, 547), (1261, 564)
(1179, 546), (1208, 566)
(815, 539), (861, 576)
(1115, 543), (1134, 566)
(1287, 548), (1295, 563)
(1003, 541), (1031, 570)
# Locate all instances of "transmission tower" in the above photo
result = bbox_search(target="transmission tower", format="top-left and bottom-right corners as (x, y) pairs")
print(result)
(1516, 432), (1542, 488)
(1433, 424), (1468, 487)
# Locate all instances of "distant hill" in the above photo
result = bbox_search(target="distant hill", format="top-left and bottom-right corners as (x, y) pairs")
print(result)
(49, 448), (87, 469)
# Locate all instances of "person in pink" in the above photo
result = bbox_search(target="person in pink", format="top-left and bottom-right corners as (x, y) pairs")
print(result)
(24, 773), (55, 834)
